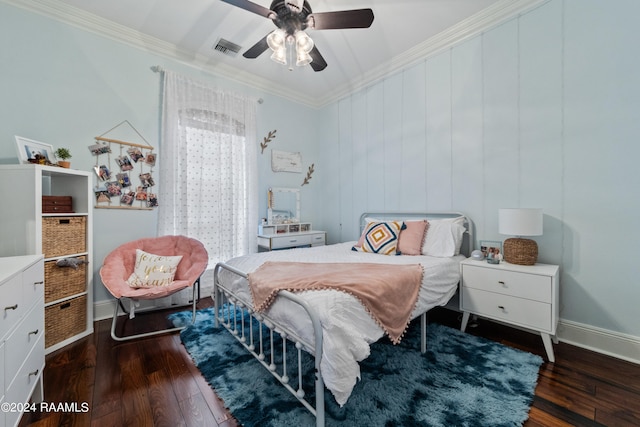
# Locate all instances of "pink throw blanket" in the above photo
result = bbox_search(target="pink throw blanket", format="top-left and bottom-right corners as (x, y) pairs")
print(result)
(247, 261), (424, 344)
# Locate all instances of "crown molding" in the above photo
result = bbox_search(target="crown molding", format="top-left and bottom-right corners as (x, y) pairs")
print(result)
(3, 0), (548, 108)
(315, 0), (549, 107)
(1, 0), (317, 106)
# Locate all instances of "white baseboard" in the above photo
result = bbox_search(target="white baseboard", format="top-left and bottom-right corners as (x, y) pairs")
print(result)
(94, 300), (115, 321)
(93, 299), (163, 321)
(93, 300), (639, 365)
(557, 319), (640, 365)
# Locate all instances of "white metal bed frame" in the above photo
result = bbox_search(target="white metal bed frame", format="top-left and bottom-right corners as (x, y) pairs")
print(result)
(213, 212), (473, 427)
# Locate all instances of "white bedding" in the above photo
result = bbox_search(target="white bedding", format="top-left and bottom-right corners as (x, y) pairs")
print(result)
(216, 241), (465, 406)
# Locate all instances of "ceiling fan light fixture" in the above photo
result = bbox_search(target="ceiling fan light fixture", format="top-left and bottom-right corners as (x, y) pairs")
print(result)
(267, 28), (286, 51)
(270, 46), (287, 65)
(295, 50), (313, 67)
(267, 28), (288, 65)
(295, 30), (314, 52)
(294, 30), (314, 67)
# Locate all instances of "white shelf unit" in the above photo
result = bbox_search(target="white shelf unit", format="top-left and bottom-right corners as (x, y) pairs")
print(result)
(0, 165), (93, 354)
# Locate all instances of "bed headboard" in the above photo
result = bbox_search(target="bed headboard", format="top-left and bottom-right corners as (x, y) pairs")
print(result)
(359, 212), (474, 257)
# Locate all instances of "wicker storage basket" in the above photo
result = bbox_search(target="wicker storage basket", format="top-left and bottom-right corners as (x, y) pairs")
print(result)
(42, 216), (86, 258)
(44, 257), (86, 303)
(45, 294), (87, 348)
(503, 238), (538, 265)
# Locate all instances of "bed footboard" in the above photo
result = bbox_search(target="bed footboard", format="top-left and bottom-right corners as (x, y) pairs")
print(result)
(213, 262), (326, 427)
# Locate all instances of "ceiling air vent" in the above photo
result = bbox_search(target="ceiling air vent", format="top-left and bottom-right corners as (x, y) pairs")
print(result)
(213, 38), (242, 57)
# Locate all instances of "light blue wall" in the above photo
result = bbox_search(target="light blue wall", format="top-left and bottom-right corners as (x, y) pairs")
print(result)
(2, 0), (639, 339)
(0, 2), (319, 302)
(317, 0), (640, 337)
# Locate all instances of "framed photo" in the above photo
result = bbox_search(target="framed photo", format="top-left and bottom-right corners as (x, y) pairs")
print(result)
(15, 136), (57, 165)
(480, 240), (503, 261)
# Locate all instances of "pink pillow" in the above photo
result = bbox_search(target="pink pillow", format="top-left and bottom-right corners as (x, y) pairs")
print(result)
(398, 220), (429, 255)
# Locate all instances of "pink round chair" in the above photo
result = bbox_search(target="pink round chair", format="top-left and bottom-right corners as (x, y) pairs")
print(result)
(100, 235), (208, 341)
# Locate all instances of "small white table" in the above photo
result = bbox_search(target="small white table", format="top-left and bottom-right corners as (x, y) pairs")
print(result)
(258, 230), (326, 251)
(459, 258), (560, 362)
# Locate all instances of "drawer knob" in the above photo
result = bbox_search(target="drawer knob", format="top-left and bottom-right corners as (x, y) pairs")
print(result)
(4, 304), (18, 311)
(498, 305), (506, 311)
(29, 329), (39, 337)
(29, 369), (39, 378)
(498, 281), (506, 286)
(34, 280), (44, 285)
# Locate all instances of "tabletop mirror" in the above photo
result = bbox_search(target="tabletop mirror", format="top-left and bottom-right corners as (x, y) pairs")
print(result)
(267, 187), (300, 224)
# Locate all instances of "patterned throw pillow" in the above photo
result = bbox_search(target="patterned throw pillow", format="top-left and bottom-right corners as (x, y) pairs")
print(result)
(352, 221), (405, 255)
(127, 249), (183, 288)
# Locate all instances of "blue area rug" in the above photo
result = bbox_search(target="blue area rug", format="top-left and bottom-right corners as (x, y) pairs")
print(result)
(170, 308), (542, 426)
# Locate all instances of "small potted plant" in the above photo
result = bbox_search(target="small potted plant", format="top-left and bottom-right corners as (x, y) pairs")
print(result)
(54, 148), (72, 168)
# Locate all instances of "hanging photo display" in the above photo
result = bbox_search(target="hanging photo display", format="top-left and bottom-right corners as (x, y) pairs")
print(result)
(90, 138), (158, 210)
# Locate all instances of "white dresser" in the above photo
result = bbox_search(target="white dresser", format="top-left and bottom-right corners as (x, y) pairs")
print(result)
(459, 258), (560, 362)
(0, 255), (45, 427)
(258, 230), (327, 251)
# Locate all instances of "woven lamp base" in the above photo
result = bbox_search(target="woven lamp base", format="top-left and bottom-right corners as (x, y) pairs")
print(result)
(503, 238), (538, 265)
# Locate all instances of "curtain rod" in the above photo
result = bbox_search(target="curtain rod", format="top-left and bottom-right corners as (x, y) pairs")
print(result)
(150, 65), (264, 104)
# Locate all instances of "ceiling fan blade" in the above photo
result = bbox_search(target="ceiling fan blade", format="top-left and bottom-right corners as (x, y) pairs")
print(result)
(243, 34), (270, 58)
(308, 9), (374, 30)
(220, 0), (274, 19)
(309, 46), (327, 72)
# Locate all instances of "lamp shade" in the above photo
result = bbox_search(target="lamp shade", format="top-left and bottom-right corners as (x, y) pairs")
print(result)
(499, 208), (543, 236)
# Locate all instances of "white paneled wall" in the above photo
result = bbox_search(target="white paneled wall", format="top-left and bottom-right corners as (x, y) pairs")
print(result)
(318, 0), (640, 341)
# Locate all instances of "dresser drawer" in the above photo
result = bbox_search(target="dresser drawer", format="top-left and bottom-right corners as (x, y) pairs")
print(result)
(0, 275), (24, 340)
(5, 302), (44, 382)
(462, 264), (551, 303)
(5, 333), (44, 427)
(0, 341), (5, 399)
(22, 260), (44, 304)
(462, 287), (552, 332)
(310, 233), (326, 246)
(271, 234), (311, 249)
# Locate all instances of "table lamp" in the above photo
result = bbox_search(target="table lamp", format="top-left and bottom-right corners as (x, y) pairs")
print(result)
(499, 208), (543, 265)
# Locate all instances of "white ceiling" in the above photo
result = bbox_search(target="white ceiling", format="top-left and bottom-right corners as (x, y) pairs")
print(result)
(10, 0), (542, 106)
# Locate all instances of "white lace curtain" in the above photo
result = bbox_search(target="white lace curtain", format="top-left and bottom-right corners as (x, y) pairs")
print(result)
(158, 70), (258, 302)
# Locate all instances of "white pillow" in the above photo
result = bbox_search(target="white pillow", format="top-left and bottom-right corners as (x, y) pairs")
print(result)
(127, 249), (183, 288)
(421, 216), (466, 257)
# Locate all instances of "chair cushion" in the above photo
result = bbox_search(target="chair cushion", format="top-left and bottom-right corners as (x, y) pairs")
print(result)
(126, 249), (183, 288)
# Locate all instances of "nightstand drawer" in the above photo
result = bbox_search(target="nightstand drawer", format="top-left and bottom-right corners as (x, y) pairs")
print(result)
(462, 264), (551, 303)
(462, 288), (552, 332)
(271, 234), (312, 249)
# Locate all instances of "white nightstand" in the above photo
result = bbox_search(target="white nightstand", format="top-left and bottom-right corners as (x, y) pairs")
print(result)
(257, 230), (326, 251)
(460, 258), (560, 362)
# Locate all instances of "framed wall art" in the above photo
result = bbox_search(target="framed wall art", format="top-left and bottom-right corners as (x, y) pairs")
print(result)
(271, 150), (302, 173)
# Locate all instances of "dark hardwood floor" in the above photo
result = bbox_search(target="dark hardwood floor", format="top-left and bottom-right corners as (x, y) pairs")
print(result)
(20, 297), (640, 427)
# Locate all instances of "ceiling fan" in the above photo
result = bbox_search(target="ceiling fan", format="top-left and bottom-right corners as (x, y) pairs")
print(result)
(221, 0), (374, 71)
